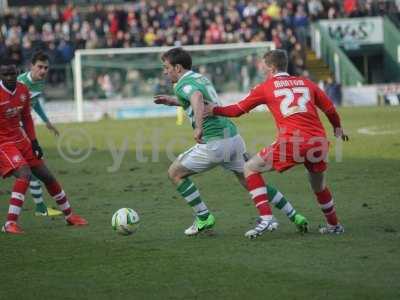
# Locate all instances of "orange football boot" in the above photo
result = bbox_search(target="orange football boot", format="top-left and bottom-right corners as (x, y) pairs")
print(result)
(2, 222), (24, 234)
(66, 214), (88, 226)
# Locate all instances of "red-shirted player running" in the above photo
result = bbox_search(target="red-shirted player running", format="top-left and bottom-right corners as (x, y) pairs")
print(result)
(0, 59), (87, 234)
(205, 50), (349, 238)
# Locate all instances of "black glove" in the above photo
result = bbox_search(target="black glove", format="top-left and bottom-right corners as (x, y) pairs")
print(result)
(31, 139), (43, 159)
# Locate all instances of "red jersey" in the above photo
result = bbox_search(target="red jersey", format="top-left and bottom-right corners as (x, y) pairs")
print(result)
(215, 72), (341, 141)
(0, 81), (36, 146)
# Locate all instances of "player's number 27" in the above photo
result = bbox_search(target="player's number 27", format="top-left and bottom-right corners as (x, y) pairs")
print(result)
(274, 87), (310, 117)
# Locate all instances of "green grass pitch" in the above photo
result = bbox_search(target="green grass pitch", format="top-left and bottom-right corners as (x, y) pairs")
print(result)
(1, 106), (399, 299)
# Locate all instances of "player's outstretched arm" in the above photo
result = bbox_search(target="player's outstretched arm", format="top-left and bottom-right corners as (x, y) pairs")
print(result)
(207, 84), (265, 118)
(208, 98), (263, 118)
(210, 103), (247, 117)
(153, 95), (181, 106)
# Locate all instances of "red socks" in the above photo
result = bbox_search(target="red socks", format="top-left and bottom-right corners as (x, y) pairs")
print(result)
(246, 174), (272, 216)
(7, 178), (30, 224)
(45, 181), (72, 218)
(315, 187), (338, 225)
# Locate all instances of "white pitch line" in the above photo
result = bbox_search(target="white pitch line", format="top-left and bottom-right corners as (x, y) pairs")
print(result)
(357, 126), (400, 135)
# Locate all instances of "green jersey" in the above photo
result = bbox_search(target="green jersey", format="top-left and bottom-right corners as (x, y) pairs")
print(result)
(18, 72), (45, 105)
(17, 72), (49, 122)
(174, 71), (237, 142)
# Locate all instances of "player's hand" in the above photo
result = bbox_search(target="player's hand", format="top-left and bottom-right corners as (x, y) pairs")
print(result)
(193, 127), (204, 144)
(31, 139), (44, 159)
(153, 95), (176, 106)
(46, 122), (60, 136)
(203, 103), (216, 118)
(334, 128), (349, 141)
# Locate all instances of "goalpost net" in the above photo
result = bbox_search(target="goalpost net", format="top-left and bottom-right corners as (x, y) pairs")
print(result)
(73, 42), (275, 122)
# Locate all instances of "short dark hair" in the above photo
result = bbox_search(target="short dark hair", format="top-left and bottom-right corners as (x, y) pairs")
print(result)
(263, 49), (288, 72)
(161, 47), (192, 70)
(31, 51), (49, 65)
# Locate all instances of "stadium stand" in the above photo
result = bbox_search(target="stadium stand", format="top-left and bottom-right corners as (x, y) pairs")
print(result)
(0, 0), (399, 98)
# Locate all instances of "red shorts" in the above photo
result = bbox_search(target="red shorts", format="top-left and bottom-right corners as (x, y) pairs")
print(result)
(258, 140), (328, 173)
(0, 138), (43, 178)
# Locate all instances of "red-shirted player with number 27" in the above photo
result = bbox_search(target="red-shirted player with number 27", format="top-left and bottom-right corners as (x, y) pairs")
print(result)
(205, 49), (349, 239)
(0, 59), (87, 234)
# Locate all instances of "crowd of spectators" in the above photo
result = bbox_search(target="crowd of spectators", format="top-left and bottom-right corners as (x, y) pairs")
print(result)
(0, 0), (398, 97)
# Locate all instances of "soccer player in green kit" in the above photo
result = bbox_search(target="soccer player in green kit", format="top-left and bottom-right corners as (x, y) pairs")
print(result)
(154, 48), (308, 236)
(18, 52), (62, 217)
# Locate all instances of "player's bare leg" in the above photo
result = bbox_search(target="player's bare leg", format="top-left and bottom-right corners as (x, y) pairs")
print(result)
(168, 159), (197, 185)
(168, 159), (215, 236)
(233, 171), (308, 233)
(233, 171), (247, 189)
(243, 155), (278, 238)
(2, 165), (32, 234)
(31, 164), (87, 226)
(308, 171), (344, 234)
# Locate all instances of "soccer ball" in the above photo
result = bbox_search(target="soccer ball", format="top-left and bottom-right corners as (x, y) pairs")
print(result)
(111, 208), (140, 235)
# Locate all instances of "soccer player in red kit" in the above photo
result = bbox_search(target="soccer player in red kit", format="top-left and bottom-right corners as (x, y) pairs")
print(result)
(0, 59), (87, 234)
(205, 50), (349, 238)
